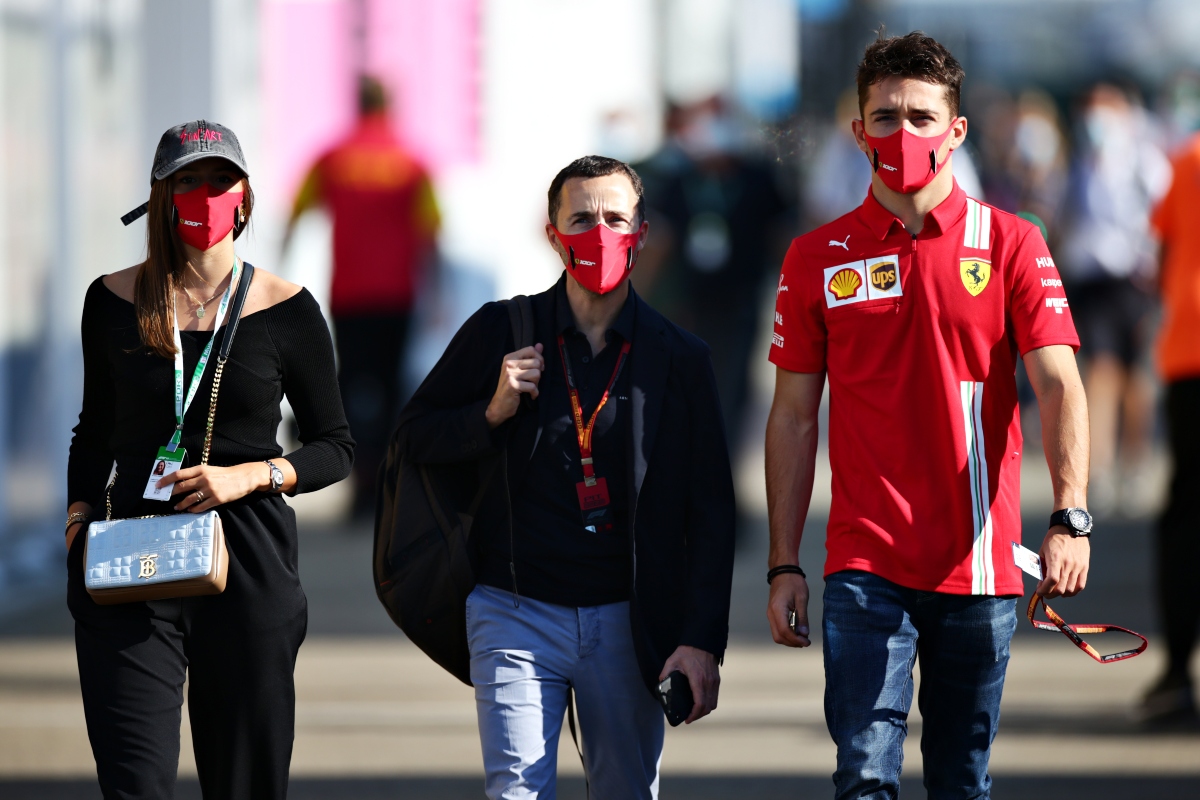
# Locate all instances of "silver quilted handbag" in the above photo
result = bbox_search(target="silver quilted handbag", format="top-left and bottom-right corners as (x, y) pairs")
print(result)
(83, 509), (227, 604)
(82, 265), (253, 605)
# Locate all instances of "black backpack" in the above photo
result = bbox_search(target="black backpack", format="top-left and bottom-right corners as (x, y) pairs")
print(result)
(373, 296), (533, 685)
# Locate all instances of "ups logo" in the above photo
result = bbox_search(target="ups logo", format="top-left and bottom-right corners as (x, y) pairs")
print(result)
(870, 261), (897, 293)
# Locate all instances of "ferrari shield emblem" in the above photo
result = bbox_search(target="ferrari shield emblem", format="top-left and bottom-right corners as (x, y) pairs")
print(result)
(960, 258), (991, 296)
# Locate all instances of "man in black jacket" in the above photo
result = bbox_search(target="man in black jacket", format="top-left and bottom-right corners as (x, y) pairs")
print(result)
(394, 156), (735, 798)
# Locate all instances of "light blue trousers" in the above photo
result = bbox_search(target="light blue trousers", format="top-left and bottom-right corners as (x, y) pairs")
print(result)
(466, 584), (664, 799)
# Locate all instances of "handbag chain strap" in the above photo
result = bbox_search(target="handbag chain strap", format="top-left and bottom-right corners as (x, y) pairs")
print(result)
(104, 364), (226, 522)
(200, 357), (226, 466)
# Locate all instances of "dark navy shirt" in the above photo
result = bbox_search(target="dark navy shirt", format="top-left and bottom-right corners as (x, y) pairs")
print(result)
(479, 278), (634, 607)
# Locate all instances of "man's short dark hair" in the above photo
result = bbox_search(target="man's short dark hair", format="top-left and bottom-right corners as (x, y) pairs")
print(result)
(547, 155), (646, 228)
(359, 75), (388, 116)
(856, 30), (965, 118)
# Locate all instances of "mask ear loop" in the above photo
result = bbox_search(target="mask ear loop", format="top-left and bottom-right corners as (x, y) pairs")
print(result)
(568, 246), (576, 271)
(171, 205), (179, 227)
(233, 205), (245, 237)
(625, 247), (635, 271)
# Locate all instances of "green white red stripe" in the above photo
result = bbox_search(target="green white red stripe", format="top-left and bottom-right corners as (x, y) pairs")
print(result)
(964, 198), (991, 250)
(961, 380), (995, 594)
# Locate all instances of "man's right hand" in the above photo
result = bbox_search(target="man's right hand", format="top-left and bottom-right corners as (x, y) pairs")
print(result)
(767, 572), (812, 648)
(485, 344), (545, 429)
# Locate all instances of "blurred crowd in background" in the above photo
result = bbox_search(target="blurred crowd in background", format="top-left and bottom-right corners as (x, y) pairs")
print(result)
(3, 0), (1200, 610)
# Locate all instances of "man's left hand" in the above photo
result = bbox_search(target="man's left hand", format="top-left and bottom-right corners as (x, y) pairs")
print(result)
(659, 646), (719, 725)
(1036, 527), (1090, 599)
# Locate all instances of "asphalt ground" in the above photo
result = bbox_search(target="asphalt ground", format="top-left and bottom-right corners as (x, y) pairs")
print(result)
(1, 510), (1197, 798)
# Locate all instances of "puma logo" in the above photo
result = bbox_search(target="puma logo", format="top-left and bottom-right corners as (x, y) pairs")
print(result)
(829, 236), (850, 250)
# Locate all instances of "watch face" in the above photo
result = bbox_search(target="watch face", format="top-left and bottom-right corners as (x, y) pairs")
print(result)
(1068, 508), (1091, 532)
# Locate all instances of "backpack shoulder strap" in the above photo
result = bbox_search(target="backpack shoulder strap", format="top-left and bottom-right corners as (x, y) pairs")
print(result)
(501, 294), (534, 350)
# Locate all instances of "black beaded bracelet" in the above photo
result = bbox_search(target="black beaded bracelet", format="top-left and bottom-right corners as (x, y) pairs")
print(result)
(767, 565), (806, 584)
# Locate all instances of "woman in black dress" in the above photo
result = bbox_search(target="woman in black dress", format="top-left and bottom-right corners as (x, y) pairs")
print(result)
(65, 121), (353, 799)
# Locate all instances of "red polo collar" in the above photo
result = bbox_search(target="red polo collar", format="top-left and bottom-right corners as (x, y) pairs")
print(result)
(859, 181), (968, 240)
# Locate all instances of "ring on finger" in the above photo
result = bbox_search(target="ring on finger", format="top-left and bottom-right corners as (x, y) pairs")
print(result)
(194, 490), (205, 503)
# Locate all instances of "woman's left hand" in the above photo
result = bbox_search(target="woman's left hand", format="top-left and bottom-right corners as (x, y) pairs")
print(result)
(160, 463), (269, 513)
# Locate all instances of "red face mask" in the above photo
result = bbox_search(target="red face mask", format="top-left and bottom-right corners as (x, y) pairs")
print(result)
(174, 183), (243, 250)
(551, 223), (641, 295)
(862, 122), (957, 194)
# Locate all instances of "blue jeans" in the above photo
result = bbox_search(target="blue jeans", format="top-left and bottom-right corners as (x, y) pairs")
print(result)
(823, 571), (1017, 800)
(466, 584), (664, 799)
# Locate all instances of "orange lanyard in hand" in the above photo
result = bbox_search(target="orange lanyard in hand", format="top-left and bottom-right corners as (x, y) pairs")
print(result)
(1026, 593), (1148, 664)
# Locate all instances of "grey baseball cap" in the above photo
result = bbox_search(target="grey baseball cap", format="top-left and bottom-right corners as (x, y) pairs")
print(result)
(121, 120), (249, 226)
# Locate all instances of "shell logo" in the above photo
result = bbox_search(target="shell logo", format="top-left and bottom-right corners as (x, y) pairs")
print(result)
(828, 268), (862, 300)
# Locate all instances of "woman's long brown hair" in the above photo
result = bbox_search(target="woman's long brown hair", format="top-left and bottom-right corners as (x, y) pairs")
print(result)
(133, 177), (254, 358)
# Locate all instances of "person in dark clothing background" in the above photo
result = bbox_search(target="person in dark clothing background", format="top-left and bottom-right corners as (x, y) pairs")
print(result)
(66, 121), (353, 800)
(634, 96), (792, 451)
(284, 75), (439, 518)
(393, 156), (736, 799)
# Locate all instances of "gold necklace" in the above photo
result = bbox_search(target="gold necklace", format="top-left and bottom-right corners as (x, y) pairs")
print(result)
(188, 262), (219, 291)
(179, 270), (232, 318)
(179, 284), (222, 318)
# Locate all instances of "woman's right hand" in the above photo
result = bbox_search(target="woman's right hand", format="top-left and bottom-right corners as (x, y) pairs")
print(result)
(485, 344), (544, 429)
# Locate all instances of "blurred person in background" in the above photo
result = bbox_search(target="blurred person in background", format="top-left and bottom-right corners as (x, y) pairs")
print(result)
(284, 75), (440, 519)
(1143, 128), (1200, 725)
(1008, 91), (1071, 233)
(68, 121), (353, 799)
(767, 32), (1090, 798)
(1158, 70), (1200, 151)
(1058, 83), (1172, 518)
(633, 96), (792, 488)
(804, 89), (874, 228)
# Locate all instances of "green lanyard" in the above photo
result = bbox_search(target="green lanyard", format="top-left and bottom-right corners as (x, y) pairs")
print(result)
(167, 261), (238, 453)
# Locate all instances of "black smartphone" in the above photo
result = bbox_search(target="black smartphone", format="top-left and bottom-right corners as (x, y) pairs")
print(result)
(657, 670), (694, 727)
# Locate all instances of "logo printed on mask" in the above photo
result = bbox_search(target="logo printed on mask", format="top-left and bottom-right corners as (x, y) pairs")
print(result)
(173, 184), (244, 251)
(552, 224), (640, 295)
(863, 121), (957, 194)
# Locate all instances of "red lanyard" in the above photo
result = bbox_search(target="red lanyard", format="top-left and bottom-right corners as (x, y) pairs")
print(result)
(1026, 593), (1148, 664)
(556, 334), (631, 487)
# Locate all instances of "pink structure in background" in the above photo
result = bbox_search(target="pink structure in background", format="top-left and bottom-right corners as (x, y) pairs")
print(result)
(367, 0), (481, 172)
(261, 0), (480, 202)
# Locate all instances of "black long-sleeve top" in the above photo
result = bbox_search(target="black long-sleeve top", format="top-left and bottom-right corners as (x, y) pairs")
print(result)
(69, 277), (353, 518)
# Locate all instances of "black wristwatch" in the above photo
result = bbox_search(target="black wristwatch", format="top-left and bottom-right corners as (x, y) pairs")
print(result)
(1049, 507), (1093, 537)
(265, 459), (285, 494)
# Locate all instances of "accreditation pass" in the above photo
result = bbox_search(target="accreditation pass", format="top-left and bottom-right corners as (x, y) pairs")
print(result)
(143, 446), (185, 501)
(1011, 541), (1044, 581)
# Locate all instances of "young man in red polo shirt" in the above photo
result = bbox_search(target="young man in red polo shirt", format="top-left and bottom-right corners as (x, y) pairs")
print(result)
(765, 32), (1091, 798)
